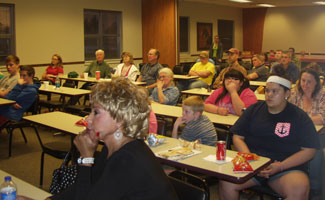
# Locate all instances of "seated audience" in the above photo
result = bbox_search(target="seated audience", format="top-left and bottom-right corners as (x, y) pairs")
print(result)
(213, 48), (247, 89)
(0, 55), (20, 97)
(247, 54), (269, 82)
(289, 47), (301, 70)
(209, 35), (223, 64)
(114, 52), (139, 81)
(178, 51), (215, 91)
(219, 68), (319, 200)
(289, 67), (324, 125)
(205, 69), (257, 116)
(46, 78), (178, 200)
(271, 51), (299, 83)
(150, 68), (179, 105)
(0, 66), (40, 125)
(172, 96), (217, 146)
(42, 54), (64, 84)
(137, 48), (163, 93)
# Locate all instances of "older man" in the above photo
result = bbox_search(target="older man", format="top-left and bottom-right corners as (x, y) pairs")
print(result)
(137, 48), (163, 93)
(213, 48), (247, 88)
(81, 49), (112, 79)
(0, 55), (20, 97)
(247, 54), (269, 82)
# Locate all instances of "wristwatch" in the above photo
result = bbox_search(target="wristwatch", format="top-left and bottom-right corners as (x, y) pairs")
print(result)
(77, 157), (95, 164)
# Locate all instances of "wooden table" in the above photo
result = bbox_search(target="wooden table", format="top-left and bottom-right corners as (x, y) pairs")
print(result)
(173, 74), (199, 80)
(181, 88), (265, 101)
(151, 103), (239, 126)
(0, 169), (51, 199)
(150, 137), (271, 184)
(51, 75), (146, 86)
(0, 98), (15, 106)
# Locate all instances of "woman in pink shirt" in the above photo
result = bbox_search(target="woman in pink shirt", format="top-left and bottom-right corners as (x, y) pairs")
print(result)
(42, 54), (64, 84)
(205, 69), (257, 116)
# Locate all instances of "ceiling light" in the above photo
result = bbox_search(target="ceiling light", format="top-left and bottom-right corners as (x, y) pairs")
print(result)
(257, 3), (275, 7)
(229, 0), (252, 3)
(313, 1), (325, 5)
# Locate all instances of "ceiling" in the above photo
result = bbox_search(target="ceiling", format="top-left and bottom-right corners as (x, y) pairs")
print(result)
(181, 0), (325, 8)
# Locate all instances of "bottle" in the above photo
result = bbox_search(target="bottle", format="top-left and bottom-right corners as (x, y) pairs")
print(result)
(0, 176), (17, 200)
(55, 75), (60, 89)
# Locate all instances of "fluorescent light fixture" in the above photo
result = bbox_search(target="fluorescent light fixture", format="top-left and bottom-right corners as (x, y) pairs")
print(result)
(257, 3), (275, 7)
(229, 0), (252, 3)
(313, 1), (325, 5)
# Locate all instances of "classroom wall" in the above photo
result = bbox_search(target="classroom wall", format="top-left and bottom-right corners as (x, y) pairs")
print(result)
(0, 0), (142, 78)
(179, 1), (243, 61)
(262, 6), (325, 54)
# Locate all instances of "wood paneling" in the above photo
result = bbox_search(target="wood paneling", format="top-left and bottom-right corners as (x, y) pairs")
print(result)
(142, 0), (177, 68)
(243, 8), (267, 54)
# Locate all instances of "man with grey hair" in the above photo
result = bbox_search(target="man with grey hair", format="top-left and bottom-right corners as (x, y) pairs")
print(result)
(81, 49), (112, 79)
(137, 48), (163, 94)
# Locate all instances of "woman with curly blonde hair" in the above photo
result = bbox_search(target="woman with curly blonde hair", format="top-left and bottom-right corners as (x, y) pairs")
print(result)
(47, 77), (177, 200)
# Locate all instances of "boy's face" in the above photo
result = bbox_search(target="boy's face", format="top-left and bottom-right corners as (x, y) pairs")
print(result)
(182, 105), (199, 124)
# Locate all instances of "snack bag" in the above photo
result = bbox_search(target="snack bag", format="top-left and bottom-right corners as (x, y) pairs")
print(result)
(178, 138), (200, 149)
(233, 160), (253, 173)
(75, 117), (88, 127)
(237, 152), (259, 160)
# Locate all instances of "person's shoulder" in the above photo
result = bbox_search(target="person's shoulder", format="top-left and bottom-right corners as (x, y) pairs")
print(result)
(286, 102), (309, 118)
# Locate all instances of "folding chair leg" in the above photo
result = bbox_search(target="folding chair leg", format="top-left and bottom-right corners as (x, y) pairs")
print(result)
(40, 151), (45, 187)
(8, 128), (13, 157)
(19, 127), (28, 143)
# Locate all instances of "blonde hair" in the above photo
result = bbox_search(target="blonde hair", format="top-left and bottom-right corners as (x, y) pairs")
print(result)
(90, 77), (150, 139)
(183, 96), (204, 113)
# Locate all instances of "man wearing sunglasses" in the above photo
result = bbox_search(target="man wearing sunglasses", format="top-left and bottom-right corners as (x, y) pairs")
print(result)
(0, 55), (20, 97)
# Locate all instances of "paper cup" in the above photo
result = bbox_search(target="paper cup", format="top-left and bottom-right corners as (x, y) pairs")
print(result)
(44, 81), (49, 89)
(95, 71), (100, 80)
(83, 73), (88, 79)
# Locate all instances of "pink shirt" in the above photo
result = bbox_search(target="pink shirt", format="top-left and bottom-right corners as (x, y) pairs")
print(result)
(149, 110), (157, 134)
(205, 87), (257, 115)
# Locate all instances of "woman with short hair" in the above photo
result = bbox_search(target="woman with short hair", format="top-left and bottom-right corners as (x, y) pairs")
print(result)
(114, 52), (139, 81)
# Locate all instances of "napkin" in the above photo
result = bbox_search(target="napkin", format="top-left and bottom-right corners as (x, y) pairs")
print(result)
(203, 155), (232, 164)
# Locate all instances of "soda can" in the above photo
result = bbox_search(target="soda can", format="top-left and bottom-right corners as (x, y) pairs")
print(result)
(96, 71), (100, 80)
(216, 141), (226, 161)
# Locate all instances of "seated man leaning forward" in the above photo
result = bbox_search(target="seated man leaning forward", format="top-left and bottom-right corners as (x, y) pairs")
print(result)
(0, 66), (40, 125)
(172, 96), (217, 146)
(178, 51), (215, 91)
(218, 70), (319, 200)
(205, 69), (257, 116)
(150, 67), (179, 106)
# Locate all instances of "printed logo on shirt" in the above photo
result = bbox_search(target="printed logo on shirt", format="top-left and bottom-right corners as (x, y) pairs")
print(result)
(274, 122), (291, 137)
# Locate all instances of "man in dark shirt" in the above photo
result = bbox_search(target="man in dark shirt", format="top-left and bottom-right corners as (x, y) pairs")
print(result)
(137, 48), (163, 93)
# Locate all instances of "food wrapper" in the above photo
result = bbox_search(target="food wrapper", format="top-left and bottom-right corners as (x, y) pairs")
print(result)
(178, 138), (201, 149)
(237, 152), (259, 160)
(147, 133), (165, 147)
(232, 154), (253, 173)
(75, 117), (88, 127)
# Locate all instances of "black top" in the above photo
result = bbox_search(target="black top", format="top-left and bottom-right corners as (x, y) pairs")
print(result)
(52, 140), (178, 200)
(230, 101), (320, 172)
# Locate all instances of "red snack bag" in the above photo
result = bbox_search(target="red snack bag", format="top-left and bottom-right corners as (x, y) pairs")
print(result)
(75, 118), (88, 127)
(232, 155), (246, 166)
(237, 152), (259, 160)
(233, 160), (253, 173)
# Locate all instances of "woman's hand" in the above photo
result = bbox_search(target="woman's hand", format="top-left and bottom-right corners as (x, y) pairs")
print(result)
(258, 161), (282, 178)
(217, 107), (229, 115)
(157, 79), (164, 89)
(225, 81), (238, 94)
(74, 129), (99, 158)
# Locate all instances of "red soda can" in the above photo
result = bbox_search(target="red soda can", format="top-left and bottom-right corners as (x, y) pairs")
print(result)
(96, 71), (100, 80)
(216, 141), (226, 160)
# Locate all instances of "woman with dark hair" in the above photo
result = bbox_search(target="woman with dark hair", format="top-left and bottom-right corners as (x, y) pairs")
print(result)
(219, 64), (319, 200)
(42, 54), (64, 84)
(289, 67), (324, 125)
(204, 69), (257, 116)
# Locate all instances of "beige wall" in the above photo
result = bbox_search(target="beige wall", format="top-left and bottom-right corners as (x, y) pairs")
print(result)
(262, 6), (325, 53)
(0, 0), (142, 77)
(179, 1), (243, 61)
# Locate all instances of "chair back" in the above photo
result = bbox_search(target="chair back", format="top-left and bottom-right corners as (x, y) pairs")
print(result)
(169, 170), (209, 200)
(173, 65), (184, 75)
(168, 175), (208, 200)
(157, 119), (166, 136)
(215, 127), (232, 150)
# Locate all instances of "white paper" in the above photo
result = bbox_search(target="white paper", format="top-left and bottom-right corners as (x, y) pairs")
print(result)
(203, 155), (232, 164)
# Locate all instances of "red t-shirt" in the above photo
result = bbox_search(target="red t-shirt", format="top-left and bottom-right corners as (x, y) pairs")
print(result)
(45, 66), (63, 82)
